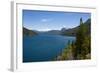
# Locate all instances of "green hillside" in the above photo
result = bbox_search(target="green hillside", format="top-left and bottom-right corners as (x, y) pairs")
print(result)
(61, 18), (91, 36)
(23, 27), (38, 37)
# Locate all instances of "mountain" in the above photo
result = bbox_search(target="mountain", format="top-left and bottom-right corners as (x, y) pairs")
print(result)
(23, 27), (38, 37)
(23, 18), (90, 36)
(43, 30), (61, 35)
(61, 18), (91, 36)
(42, 19), (90, 36)
(61, 27), (78, 36)
(61, 28), (67, 32)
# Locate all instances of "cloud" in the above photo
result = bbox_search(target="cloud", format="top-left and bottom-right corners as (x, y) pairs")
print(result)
(41, 18), (51, 22)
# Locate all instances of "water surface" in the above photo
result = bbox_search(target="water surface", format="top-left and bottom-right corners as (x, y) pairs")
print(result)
(23, 34), (75, 62)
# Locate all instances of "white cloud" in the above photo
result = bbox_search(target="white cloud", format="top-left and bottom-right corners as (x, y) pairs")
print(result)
(41, 18), (51, 22)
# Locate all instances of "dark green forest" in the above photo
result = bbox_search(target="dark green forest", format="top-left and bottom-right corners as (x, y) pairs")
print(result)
(23, 27), (38, 37)
(56, 18), (91, 60)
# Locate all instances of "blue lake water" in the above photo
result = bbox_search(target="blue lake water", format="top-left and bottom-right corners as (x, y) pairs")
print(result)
(23, 34), (75, 62)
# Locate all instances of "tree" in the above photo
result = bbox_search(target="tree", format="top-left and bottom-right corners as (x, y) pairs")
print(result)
(71, 40), (76, 59)
(76, 18), (88, 59)
(56, 18), (91, 60)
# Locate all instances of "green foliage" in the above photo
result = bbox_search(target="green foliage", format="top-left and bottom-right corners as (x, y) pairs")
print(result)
(56, 18), (91, 60)
(75, 18), (91, 59)
(23, 27), (37, 37)
(59, 42), (73, 60)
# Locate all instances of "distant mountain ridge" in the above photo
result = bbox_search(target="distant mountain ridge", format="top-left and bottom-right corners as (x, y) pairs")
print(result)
(42, 30), (61, 35)
(61, 18), (91, 36)
(23, 18), (91, 36)
(42, 18), (91, 36)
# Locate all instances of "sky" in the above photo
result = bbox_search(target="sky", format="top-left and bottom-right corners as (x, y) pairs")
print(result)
(23, 10), (91, 31)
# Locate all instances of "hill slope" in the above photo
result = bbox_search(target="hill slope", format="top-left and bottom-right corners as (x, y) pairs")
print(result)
(61, 18), (91, 36)
(23, 27), (38, 37)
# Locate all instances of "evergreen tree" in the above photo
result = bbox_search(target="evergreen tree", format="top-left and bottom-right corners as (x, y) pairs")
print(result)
(56, 18), (91, 60)
(76, 18), (88, 59)
(71, 40), (76, 59)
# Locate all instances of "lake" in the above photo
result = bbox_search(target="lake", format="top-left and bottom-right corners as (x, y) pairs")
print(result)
(23, 34), (76, 62)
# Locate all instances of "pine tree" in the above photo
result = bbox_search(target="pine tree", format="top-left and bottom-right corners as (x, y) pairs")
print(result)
(58, 18), (91, 60)
(76, 18), (87, 59)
